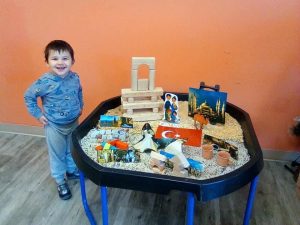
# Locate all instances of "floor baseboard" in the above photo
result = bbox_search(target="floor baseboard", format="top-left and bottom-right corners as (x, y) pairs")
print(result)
(0, 123), (44, 137)
(262, 149), (299, 162)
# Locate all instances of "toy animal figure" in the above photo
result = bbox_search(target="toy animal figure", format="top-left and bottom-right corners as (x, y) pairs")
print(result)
(193, 114), (209, 130)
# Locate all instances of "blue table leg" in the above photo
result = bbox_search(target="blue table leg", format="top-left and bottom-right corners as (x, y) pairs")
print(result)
(100, 186), (109, 225)
(186, 192), (195, 225)
(79, 170), (97, 225)
(243, 175), (259, 225)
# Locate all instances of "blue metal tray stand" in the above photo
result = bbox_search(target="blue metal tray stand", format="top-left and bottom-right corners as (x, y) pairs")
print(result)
(79, 171), (259, 225)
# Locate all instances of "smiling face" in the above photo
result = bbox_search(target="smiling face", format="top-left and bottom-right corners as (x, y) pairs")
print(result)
(47, 50), (73, 77)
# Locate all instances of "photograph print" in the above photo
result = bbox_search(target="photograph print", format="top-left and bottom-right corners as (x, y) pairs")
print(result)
(188, 87), (227, 124)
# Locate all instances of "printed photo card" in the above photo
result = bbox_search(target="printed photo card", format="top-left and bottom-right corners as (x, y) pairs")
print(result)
(164, 93), (180, 123)
(188, 88), (227, 124)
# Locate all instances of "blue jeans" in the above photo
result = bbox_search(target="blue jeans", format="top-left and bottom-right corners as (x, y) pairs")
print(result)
(45, 120), (78, 185)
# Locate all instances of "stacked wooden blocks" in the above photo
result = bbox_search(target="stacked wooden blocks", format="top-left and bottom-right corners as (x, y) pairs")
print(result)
(121, 57), (164, 121)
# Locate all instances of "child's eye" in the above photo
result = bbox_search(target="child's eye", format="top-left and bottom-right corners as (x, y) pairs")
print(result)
(63, 57), (70, 60)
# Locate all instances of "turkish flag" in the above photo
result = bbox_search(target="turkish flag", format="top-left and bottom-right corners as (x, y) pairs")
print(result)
(155, 125), (202, 147)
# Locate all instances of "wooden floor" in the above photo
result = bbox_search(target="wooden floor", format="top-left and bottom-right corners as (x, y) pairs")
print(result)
(0, 133), (299, 225)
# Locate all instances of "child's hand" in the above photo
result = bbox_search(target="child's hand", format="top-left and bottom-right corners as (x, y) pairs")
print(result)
(39, 116), (48, 125)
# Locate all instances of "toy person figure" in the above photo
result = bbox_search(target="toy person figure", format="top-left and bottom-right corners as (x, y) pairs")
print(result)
(24, 40), (83, 200)
(171, 111), (178, 123)
(165, 109), (172, 122)
(164, 93), (172, 120)
(171, 96), (178, 112)
(142, 122), (155, 136)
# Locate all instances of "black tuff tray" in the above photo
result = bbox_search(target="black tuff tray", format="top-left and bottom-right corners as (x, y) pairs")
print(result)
(72, 93), (263, 201)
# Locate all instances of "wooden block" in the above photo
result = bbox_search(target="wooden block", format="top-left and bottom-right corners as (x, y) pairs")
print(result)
(137, 79), (149, 91)
(131, 70), (138, 90)
(121, 87), (163, 98)
(151, 96), (157, 101)
(122, 100), (163, 110)
(153, 108), (158, 113)
(150, 159), (165, 171)
(122, 96), (162, 105)
(152, 166), (165, 174)
(128, 97), (134, 103)
(132, 57), (155, 70)
(150, 151), (167, 162)
(149, 70), (155, 90)
(123, 111), (163, 121)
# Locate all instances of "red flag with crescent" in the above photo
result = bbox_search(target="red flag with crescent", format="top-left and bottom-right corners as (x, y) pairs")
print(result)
(155, 125), (202, 147)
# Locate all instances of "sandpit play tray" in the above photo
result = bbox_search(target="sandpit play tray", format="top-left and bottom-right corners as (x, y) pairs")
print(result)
(72, 93), (264, 225)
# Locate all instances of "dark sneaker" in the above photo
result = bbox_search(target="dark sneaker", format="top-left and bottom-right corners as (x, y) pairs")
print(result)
(66, 170), (80, 180)
(57, 182), (72, 200)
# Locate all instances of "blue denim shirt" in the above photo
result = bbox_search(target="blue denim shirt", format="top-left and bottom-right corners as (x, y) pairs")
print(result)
(24, 71), (83, 125)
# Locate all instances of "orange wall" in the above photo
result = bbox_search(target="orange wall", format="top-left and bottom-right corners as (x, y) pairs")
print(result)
(0, 0), (299, 151)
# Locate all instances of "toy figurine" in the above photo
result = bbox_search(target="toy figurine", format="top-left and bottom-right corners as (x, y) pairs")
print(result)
(133, 130), (158, 152)
(142, 123), (155, 136)
(193, 114), (209, 130)
(164, 93), (180, 123)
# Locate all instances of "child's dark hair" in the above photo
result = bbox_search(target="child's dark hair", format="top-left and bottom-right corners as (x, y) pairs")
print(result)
(44, 40), (74, 63)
